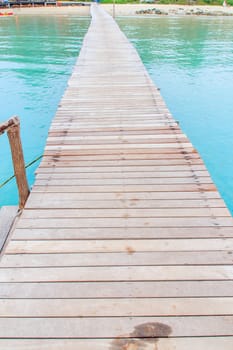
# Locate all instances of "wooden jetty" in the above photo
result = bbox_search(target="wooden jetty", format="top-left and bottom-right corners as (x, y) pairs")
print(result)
(0, 4), (233, 349)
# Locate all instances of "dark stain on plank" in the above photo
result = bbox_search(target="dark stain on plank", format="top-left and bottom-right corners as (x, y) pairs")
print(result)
(110, 322), (172, 349)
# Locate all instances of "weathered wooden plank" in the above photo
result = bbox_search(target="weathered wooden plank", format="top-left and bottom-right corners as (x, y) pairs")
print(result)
(48, 123), (179, 130)
(1, 281), (233, 298)
(6, 238), (233, 254)
(43, 147), (195, 157)
(39, 152), (201, 162)
(39, 159), (204, 170)
(34, 178), (214, 187)
(47, 133), (186, 140)
(29, 191), (220, 201)
(0, 316), (232, 337)
(16, 217), (233, 229)
(0, 265), (232, 282)
(59, 95), (166, 101)
(0, 337), (232, 350)
(48, 133), (188, 140)
(49, 117), (175, 122)
(46, 126), (182, 134)
(36, 165), (207, 173)
(45, 143), (192, 150)
(2, 251), (233, 267)
(0, 206), (18, 251)
(26, 197), (226, 210)
(35, 170), (210, 179)
(48, 129), (182, 136)
(46, 137), (190, 145)
(0, 297), (233, 317)
(20, 207), (230, 219)
(31, 184), (217, 193)
(11, 226), (233, 240)
(50, 116), (173, 120)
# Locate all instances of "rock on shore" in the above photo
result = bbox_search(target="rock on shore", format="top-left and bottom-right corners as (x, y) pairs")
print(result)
(136, 5), (233, 16)
(102, 4), (233, 17)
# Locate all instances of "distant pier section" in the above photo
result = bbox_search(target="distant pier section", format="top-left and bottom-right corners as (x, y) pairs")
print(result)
(0, 4), (233, 349)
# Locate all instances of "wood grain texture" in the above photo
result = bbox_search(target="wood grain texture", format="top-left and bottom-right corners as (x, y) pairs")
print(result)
(0, 338), (232, 350)
(1, 281), (233, 298)
(0, 316), (232, 338)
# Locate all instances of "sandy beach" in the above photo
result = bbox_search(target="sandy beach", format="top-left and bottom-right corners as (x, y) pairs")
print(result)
(3, 5), (91, 16)
(1, 2), (233, 16)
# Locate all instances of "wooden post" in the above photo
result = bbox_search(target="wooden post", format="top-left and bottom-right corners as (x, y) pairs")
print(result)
(6, 117), (30, 209)
(0, 118), (17, 135)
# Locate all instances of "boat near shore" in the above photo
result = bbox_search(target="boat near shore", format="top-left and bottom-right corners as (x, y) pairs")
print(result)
(0, 11), (13, 15)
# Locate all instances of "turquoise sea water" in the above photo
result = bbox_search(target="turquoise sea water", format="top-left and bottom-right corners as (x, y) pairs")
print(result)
(118, 16), (233, 214)
(0, 15), (90, 207)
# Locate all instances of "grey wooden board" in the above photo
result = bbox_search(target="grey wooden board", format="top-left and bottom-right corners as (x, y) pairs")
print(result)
(0, 316), (232, 338)
(29, 191), (221, 200)
(1, 281), (233, 299)
(11, 227), (233, 240)
(40, 153), (201, 162)
(2, 251), (233, 267)
(34, 177), (215, 186)
(0, 206), (18, 252)
(35, 170), (210, 178)
(43, 148), (195, 156)
(0, 297), (233, 317)
(26, 197), (226, 210)
(0, 265), (233, 282)
(16, 217), (233, 229)
(20, 208), (230, 218)
(36, 165), (207, 173)
(0, 338), (232, 350)
(31, 184), (218, 193)
(6, 238), (233, 254)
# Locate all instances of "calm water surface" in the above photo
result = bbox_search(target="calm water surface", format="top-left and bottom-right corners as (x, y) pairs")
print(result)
(118, 16), (233, 214)
(0, 15), (89, 206)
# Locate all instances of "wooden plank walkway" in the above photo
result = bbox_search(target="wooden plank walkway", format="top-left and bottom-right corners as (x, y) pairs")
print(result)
(1, 4), (233, 349)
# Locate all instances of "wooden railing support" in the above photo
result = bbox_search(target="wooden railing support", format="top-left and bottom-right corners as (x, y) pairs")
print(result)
(0, 117), (18, 135)
(0, 116), (30, 209)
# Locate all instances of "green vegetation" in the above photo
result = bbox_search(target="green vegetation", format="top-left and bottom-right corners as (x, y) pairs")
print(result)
(100, 0), (228, 5)
(157, 0), (224, 4)
(100, 0), (139, 3)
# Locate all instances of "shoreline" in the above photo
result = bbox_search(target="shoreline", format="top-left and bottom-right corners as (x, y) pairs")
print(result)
(103, 4), (233, 16)
(1, 5), (91, 16)
(1, 4), (233, 16)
